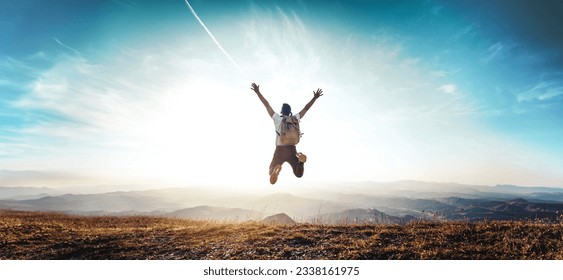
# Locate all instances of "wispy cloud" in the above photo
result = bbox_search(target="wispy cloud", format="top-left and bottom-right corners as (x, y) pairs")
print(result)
(0, 78), (10, 87)
(430, 5), (443, 16)
(438, 84), (458, 95)
(482, 42), (505, 64)
(430, 71), (448, 78)
(481, 41), (520, 65)
(53, 37), (82, 56)
(3, 34), (263, 178)
(517, 81), (563, 102)
(110, 0), (138, 9)
(4, 1), (560, 187)
(0, 56), (38, 73)
(448, 23), (477, 43)
(238, 6), (324, 98)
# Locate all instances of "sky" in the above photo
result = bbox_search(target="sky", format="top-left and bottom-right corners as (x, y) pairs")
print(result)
(1, 0), (563, 189)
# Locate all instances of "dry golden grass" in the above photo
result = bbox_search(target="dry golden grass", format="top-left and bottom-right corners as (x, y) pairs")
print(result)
(1, 210), (562, 260)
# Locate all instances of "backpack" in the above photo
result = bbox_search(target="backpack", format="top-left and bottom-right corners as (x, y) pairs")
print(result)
(278, 115), (302, 145)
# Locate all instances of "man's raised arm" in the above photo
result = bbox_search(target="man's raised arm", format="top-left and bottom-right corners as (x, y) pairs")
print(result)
(299, 88), (323, 119)
(251, 83), (274, 117)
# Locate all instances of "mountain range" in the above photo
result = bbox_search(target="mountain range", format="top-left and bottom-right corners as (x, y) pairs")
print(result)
(1, 181), (563, 224)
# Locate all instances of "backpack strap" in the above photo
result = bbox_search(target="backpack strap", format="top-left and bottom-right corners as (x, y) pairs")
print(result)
(276, 116), (287, 136)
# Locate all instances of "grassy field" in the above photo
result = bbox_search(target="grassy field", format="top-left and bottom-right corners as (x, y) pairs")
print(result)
(1, 210), (562, 260)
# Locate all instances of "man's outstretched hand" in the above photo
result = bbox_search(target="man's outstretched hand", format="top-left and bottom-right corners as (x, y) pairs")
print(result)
(251, 83), (260, 94)
(313, 88), (323, 99)
(251, 82), (274, 117)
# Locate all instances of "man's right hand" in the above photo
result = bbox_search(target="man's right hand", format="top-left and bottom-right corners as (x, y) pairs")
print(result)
(251, 83), (260, 94)
(251, 82), (274, 117)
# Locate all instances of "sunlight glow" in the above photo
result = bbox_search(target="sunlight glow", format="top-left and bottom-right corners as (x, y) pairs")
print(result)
(2, 1), (563, 188)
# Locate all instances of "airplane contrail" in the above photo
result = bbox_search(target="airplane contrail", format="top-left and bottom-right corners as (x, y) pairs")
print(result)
(183, 0), (241, 72)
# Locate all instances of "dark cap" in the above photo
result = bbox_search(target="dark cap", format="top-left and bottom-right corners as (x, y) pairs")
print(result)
(281, 103), (292, 116)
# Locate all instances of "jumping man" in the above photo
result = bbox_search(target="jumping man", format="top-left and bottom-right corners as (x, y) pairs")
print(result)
(251, 83), (323, 184)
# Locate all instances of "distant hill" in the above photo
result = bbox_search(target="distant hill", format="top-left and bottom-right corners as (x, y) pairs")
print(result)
(166, 206), (261, 222)
(261, 213), (297, 225)
(438, 197), (563, 221)
(0, 192), (181, 213)
(0, 186), (62, 200)
(493, 184), (563, 194)
(238, 192), (350, 217)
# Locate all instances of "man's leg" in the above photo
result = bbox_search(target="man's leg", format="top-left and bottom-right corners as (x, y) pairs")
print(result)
(269, 146), (286, 184)
(288, 146), (305, 178)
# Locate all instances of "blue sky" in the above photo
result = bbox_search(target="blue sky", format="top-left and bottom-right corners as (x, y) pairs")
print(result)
(1, 0), (563, 188)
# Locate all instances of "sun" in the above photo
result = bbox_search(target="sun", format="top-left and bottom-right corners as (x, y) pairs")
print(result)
(110, 78), (273, 187)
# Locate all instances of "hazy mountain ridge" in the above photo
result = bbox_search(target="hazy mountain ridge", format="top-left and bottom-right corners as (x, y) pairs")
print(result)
(1, 181), (563, 223)
(436, 197), (563, 221)
(166, 206), (261, 222)
(0, 192), (180, 213)
(0, 186), (63, 200)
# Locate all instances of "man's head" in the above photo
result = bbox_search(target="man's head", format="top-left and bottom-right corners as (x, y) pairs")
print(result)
(281, 103), (292, 116)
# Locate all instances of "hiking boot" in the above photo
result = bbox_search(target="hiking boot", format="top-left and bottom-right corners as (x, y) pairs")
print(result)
(296, 152), (307, 163)
(270, 164), (282, 184)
